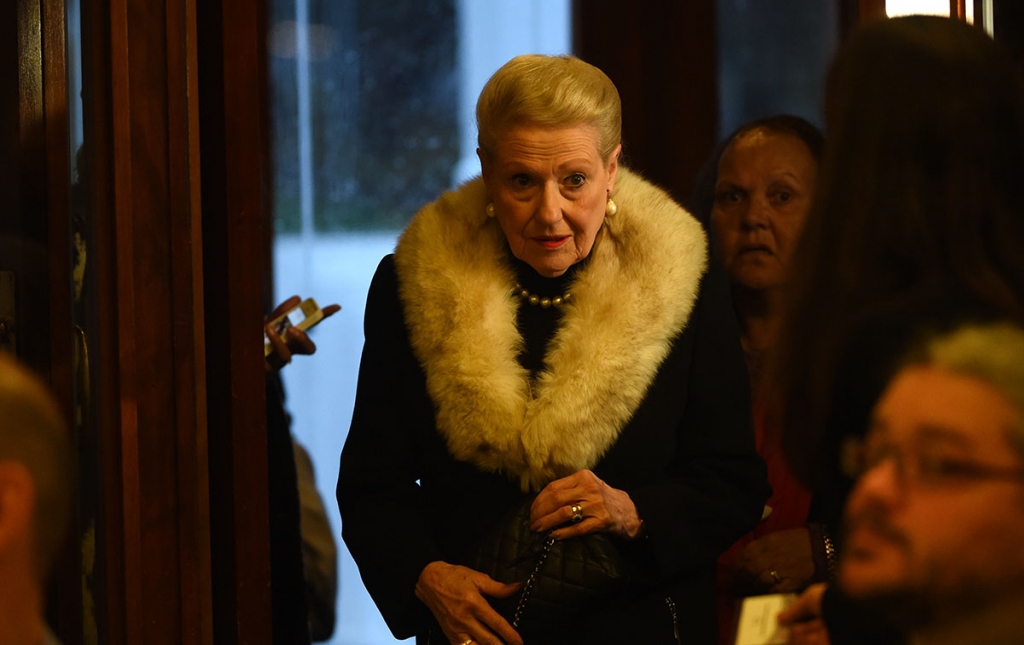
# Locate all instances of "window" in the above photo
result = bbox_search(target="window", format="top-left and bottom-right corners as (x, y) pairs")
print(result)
(886, 0), (993, 34)
(716, 0), (840, 137)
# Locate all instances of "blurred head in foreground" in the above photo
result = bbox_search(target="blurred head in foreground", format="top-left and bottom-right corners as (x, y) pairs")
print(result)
(0, 353), (74, 643)
(841, 323), (1024, 641)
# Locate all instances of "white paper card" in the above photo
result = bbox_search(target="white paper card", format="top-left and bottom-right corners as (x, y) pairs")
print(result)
(734, 593), (798, 645)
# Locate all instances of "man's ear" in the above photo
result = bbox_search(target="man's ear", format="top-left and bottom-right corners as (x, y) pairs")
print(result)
(0, 461), (35, 553)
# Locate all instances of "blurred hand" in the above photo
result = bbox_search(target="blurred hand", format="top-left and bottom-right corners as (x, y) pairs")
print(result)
(264, 295), (340, 372)
(778, 583), (830, 645)
(415, 561), (522, 645)
(733, 527), (816, 594)
(529, 469), (643, 540)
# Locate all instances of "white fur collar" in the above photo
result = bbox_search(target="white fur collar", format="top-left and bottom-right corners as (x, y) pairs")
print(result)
(394, 168), (707, 491)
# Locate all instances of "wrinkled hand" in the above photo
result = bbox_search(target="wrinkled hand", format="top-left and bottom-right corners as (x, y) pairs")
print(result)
(733, 527), (816, 594)
(529, 470), (643, 541)
(264, 295), (340, 372)
(414, 561), (522, 645)
(778, 583), (830, 645)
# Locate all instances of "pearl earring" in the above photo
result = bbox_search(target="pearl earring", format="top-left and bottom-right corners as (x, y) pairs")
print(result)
(606, 198), (617, 217)
(485, 203), (495, 218)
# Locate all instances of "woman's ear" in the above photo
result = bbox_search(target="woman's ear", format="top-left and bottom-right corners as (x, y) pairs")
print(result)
(477, 147), (492, 185)
(606, 144), (622, 193)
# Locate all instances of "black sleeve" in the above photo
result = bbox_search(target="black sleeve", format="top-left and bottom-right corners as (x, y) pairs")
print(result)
(266, 374), (313, 644)
(629, 259), (771, 576)
(336, 255), (440, 639)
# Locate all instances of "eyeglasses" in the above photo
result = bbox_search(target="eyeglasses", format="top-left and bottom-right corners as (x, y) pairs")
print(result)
(841, 436), (1024, 489)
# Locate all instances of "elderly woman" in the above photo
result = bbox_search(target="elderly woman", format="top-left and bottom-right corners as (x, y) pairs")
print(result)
(337, 54), (768, 645)
(696, 115), (828, 641)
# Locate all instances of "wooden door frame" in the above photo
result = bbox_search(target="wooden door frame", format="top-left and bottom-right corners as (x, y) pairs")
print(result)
(8, 0), (79, 638)
(13, 0), (280, 640)
(80, 0), (217, 641)
(196, 0), (275, 642)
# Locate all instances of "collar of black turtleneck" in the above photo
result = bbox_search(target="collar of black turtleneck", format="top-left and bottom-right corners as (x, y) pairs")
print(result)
(510, 253), (588, 379)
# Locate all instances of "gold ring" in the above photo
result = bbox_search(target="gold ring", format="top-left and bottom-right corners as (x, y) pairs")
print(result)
(570, 503), (583, 523)
(460, 640), (473, 645)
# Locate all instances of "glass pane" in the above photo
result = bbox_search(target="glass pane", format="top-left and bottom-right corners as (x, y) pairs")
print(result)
(267, 2), (570, 642)
(67, 0), (104, 642)
(716, 0), (839, 136)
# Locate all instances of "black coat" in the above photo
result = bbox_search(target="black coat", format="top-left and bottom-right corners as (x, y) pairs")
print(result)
(337, 253), (769, 644)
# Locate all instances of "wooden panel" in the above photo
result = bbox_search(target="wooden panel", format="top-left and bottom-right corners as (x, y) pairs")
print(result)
(196, 0), (273, 642)
(993, 1), (1024, 72)
(573, 0), (718, 205)
(0, 3), (15, 220)
(7, 0), (79, 639)
(168, 2), (214, 643)
(840, 0), (864, 37)
(81, 0), (213, 642)
(79, 0), (131, 641)
(7, 0), (52, 373)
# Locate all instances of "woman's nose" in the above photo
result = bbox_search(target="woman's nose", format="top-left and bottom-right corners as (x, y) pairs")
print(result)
(741, 196), (771, 229)
(535, 182), (563, 223)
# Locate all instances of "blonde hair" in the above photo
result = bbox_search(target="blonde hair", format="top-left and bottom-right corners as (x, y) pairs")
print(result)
(476, 54), (622, 162)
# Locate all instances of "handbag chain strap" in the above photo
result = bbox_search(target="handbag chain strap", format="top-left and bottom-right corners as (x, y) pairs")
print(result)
(511, 534), (556, 628)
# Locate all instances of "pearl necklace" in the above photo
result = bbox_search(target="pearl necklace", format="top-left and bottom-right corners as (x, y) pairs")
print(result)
(513, 283), (573, 309)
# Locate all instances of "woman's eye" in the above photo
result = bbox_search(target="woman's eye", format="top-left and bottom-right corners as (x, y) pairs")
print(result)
(565, 173), (586, 188)
(512, 174), (531, 188)
(770, 186), (798, 205)
(716, 191), (741, 205)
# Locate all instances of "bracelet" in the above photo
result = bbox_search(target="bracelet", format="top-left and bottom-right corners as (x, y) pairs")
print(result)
(821, 526), (838, 581)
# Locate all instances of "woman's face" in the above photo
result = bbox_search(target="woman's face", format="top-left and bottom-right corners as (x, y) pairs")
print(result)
(712, 130), (818, 292)
(480, 124), (620, 278)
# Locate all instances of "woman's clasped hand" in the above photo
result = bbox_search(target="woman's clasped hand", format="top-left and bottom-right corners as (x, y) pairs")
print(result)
(527, 470), (644, 541)
(415, 562), (522, 645)
(415, 468), (645, 645)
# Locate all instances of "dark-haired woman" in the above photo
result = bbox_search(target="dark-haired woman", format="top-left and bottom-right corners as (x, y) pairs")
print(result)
(775, 15), (1024, 645)
(693, 115), (830, 642)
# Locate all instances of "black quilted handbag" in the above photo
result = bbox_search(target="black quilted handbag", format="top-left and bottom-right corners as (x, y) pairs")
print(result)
(461, 496), (626, 640)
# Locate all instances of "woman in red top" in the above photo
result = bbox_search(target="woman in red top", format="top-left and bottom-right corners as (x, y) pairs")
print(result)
(694, 115), (831, 643)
